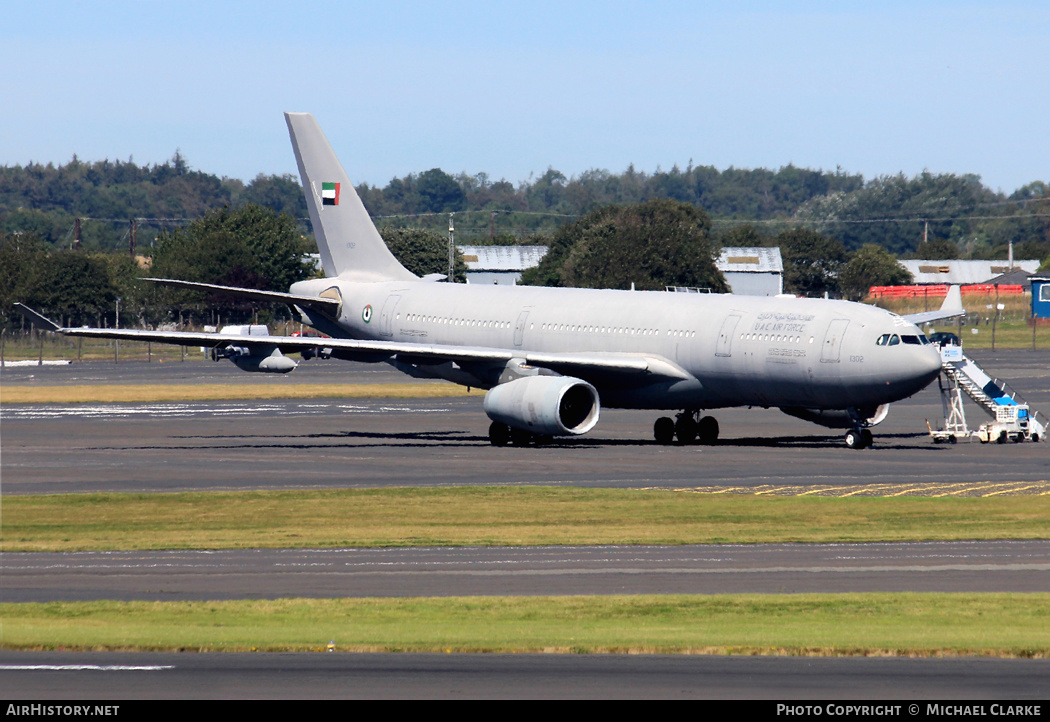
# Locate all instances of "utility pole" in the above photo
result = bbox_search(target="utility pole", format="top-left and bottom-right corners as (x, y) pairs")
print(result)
(114, 297), (121, 364)
(129, 219), (137, 258)
(992, 284), (999, 350)
(448, 212), (455, 282)
(73, 218), (82, 250)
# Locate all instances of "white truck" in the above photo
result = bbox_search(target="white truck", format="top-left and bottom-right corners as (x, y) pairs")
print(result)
(973, 402), (1038, 444)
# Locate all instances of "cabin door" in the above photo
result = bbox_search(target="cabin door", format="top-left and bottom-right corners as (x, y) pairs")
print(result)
(513, 309), (531, 347)
(378, 295), (401, 338)
(820, 319), (849, 363)
(715, 314), (742, 357)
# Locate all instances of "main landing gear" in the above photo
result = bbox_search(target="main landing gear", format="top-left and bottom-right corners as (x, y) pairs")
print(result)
(654, 410), (719, 445)
(844, 427), (874, 450)
(488, 422), (552, 447)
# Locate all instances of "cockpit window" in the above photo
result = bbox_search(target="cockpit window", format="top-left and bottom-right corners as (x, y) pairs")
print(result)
(878, 333), (926, 347)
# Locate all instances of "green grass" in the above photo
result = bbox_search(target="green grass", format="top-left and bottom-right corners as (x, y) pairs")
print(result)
(3, 594), (1047, 656)
(6, 488), (1050, 657)
(4, 488), (1049, 552)
(0, 382), (480, 404)
(1, 335), (206, 363)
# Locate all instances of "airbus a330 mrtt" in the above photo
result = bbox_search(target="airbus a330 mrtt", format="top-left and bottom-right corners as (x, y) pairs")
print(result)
(18, 113), (963, 449)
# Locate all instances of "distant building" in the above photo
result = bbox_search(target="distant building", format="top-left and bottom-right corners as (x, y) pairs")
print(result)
(716, 247), (784, 296)
(899, 260), (1041, 286)
(304, 253), (323, 273)
(1032, 277), (1050, 320)
(986, 267), (1037, 292)
(458, 245), (549, 286)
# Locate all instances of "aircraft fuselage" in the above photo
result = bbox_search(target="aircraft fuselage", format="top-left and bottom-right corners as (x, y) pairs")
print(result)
(291, 277), (943, 413)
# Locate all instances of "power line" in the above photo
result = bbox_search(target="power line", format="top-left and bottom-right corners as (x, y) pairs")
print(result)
(712, 213), (1050, 227)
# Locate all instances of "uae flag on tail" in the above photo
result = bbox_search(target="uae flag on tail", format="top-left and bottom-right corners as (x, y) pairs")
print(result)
(321, 182), (340, 206)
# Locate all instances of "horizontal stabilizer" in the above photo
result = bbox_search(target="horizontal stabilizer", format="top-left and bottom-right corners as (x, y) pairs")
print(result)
(142, 278), (341, 316)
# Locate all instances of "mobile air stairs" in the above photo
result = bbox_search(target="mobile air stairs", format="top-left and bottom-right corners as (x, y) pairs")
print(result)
(928, 344), (1045, 444)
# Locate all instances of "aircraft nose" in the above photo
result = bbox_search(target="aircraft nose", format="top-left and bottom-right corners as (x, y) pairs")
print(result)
(921, 345), (942, 376)
(908, 344), (943, 391)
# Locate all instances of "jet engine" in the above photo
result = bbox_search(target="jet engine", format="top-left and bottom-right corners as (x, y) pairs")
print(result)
(483, 375), (600, 436)
(780, 404), (890, 429)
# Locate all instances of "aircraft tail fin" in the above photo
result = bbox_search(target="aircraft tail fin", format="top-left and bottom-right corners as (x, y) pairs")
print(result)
(284, 112), (417, 283)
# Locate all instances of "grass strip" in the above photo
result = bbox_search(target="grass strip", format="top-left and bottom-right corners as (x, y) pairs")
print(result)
(4, 488), (1049, 552)
(0, 383), (482, 404)
(2, 593), (1047, 656)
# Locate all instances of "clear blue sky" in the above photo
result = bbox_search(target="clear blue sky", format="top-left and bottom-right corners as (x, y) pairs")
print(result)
(3, 1), (1047, 194)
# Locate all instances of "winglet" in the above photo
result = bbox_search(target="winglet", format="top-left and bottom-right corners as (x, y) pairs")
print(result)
(13, 303), (63, 332)
(901, 285), (966, 326)
(941, 285), (963, 314)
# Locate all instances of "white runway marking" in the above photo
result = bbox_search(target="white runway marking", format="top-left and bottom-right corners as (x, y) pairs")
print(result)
(1, 402), (452, 420)
(0, 665), (173, 671)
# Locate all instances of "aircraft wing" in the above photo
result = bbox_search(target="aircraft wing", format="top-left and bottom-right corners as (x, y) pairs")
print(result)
(14, 304), (693, 384)
(141, 278), (342, 316)
(901, 285), (965, 326)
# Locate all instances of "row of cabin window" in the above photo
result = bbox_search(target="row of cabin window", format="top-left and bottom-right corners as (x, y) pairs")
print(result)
(401, 313), (696, 339)
(403, 314), (510, 329)
(541, 324), (693, 338)
(741, 333), (812, 344)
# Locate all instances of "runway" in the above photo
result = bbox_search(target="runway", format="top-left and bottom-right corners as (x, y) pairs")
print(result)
(2, 651), (1048, 700)
(5, 541), (1050, 602)
(3, 353), (1049, 698)
(2, 351), (1049, 496)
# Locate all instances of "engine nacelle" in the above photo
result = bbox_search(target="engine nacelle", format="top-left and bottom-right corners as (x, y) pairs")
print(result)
(780, 404), (890, 429)
(483, 375), (600, 436)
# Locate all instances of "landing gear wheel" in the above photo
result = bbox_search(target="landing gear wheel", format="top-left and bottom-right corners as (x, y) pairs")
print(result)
(509, 427), (533, 446)
(845, 429), (867, 449)
(675, 415), (698, 445)
(697, 416), (720, 445)
(654, 417), (675, 445)
(861, 429), (873, 448)
(489, 422), (510, 447)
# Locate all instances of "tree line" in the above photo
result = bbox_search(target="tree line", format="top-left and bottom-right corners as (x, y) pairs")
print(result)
(5, 195), (1038, 335)
(0, 204), (468, 332)
(4, 153), (1047, 262)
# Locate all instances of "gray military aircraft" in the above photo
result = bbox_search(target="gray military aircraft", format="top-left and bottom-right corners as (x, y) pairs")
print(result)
(18, 113), (963, 449)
